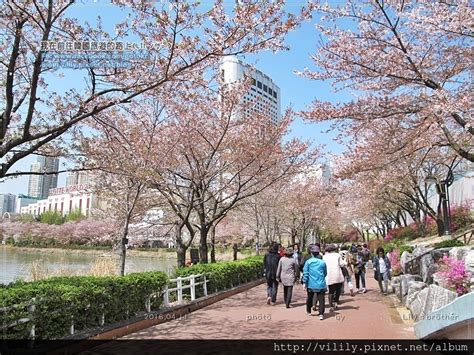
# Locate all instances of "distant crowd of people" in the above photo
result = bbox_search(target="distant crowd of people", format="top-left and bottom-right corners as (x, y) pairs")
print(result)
(263, 242), (392, 320)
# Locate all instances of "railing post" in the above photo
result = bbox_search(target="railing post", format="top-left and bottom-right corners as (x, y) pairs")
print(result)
(163, 285), (169, 307)
(190, 275), (196, 301)
(100, 304), (105, 326)
(203, 274), (208, 296)
(177, 277), (183, 305)
(70, 315), (74, 335)
(28, 298), (35, 340)
(145, 296), (151, 313)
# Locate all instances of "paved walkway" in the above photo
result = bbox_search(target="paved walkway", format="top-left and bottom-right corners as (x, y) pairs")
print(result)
(122, 275), (415, 339)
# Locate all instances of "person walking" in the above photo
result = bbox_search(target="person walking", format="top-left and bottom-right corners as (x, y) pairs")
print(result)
(373, 247), (391, 295)
(276, 247), (299, 308)
(302, 245), (327, 320)
(339, 245), (355, 297)
(278, 244), (285, 257)
(323, 244), (345, 311)
(300, 244), (322, 311)
(353, 245), (367, 293)
(292, 243), (303, 266)
(361, 243), (371, 288)
(263, 243), (281, 305)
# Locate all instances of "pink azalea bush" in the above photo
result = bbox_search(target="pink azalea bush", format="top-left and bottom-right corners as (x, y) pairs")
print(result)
(450, 203), (473, 232)
(384, 224), (423, 242)
(388, 249), (402, 276)
(435, 255), (471, 296)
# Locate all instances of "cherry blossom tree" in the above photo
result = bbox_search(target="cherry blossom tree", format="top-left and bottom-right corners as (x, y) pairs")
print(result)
(301, 0), (473, 162)
(81, 99), (164, 275)
(1, 0), (310, 178)
(143, 84), (314, 263)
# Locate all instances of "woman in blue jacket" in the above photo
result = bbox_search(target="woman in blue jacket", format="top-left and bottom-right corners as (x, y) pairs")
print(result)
(302, 245), (327, 320)
(373, 247), (391, 295)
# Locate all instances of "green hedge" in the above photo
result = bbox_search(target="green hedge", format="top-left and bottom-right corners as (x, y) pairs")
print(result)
(2, 272), (168, 339)
(434, 239), (464, 249)
(175, 256), (264, 297)
(398, 245), (414, 256)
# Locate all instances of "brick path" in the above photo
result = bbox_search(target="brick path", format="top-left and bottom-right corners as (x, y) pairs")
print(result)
(121, 275), (415, 340)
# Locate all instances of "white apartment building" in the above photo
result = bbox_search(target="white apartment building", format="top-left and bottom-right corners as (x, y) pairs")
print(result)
(20, 184), (96, 217)
(220, 56), (281, 124)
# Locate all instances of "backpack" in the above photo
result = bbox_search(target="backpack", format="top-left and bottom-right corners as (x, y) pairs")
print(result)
(361, 249), (370, 262)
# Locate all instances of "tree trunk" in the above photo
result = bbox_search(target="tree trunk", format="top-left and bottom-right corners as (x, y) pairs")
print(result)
(176, 245), (186, 267)
(199, 226), (209, 264)
(210, 225), (216, 263)
(255, 230), (260, 255)
(436, 218), (445, 237)
(290, 227), (297, 246)
(119, 220), (130, 276)
(400, 211), (408, 227)
(175, 223), (187, 267)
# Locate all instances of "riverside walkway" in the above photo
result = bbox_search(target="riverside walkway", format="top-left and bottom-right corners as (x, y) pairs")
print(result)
(121, 276), (415, 339)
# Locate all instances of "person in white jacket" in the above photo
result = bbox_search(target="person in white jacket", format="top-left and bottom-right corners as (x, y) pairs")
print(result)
(323, 244), (345, 312)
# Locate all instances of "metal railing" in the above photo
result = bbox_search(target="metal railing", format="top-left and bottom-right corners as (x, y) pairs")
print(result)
(452, 226), (474, 245)
(405, 226), (474, 276)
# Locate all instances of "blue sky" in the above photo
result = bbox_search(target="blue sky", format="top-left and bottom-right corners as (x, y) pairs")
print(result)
(1, 1), (349, 196)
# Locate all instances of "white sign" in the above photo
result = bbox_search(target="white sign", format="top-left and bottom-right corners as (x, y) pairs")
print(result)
(49, 184), (90, 196)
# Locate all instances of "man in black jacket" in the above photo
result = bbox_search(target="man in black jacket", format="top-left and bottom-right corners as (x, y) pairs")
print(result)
(263, 242), (281, 305)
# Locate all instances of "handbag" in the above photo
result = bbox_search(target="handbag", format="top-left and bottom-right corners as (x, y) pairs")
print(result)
(374, 270), (379, 281)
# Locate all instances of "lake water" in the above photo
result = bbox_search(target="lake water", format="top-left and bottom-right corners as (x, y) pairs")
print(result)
(0, 246), (177, 285)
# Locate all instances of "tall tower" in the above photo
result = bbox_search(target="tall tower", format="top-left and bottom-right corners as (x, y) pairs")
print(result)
(27, 157), (59, 198)
(0, 194), (16, 215)
(27, 162), (42, 198)
(39, 156), (59, 198)
(220, 56), (281, 124)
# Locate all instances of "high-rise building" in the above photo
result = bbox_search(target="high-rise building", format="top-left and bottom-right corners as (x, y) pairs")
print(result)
(27, 157), (59, 199)
(66, 171), (91, 186)
(27, 162), (42, 198)
(66, 171), (78, 186)
(220, 56), (281, 124)
(0, 193), (16, 215)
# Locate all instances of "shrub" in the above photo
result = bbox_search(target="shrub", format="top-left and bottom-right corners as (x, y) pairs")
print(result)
(381, 241), (402, 253)
(425, 216), (438, 236)
(399, 245), (414, 256)
(39, 210), (65, 225)
(450, 204), (473, 232)
(64, 209), (85, 222)
(388, 250), (402, 276)
(434, 239), (464, 249)
(385, 225), (423, 242)
(435, 255), (471, 296)
(1, 271), (168, 339)
(175, 256), (263, 297)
